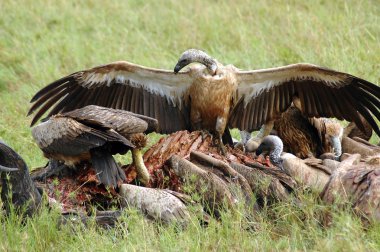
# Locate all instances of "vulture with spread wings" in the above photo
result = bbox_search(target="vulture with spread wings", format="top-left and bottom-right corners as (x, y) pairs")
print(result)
(28, 49), (380, 154)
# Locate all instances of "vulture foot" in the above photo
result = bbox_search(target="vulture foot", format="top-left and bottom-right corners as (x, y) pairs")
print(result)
(218, 142), (227, 156)
(215, 134), (227, 156)
(234, 141), (245, 151)
(31, 159), (70, 181)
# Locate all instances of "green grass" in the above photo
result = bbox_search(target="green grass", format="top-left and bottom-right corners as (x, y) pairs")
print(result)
(0, 0), (379, 250)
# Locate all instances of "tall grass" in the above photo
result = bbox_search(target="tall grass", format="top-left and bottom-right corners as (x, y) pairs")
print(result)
(0, 0), (379, 250)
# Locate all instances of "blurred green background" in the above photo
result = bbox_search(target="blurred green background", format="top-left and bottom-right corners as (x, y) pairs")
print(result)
(1, 0), (380, 250)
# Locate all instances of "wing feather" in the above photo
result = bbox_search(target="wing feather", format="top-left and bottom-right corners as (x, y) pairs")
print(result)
(231, 63), (380, 135)
(32, 113), (136, 158)
(29, 61), (194, 133)
(28, 82), (70, 116)
(257, 91), (267, 129)
(244, 95), (253, 130)
(46, 86), (85, 116)
(251, 93), (263, 128)
(63, 105), (158, 135)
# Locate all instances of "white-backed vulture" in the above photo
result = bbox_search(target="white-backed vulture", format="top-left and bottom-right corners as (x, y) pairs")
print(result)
(31, 105), (158, 187)
(255, 135), (333, 191)
(255, 135), (285, 169)
(28, 49), (380, 154)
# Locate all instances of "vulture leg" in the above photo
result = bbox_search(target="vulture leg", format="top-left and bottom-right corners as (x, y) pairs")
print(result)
(216, 132), (227, 155)
(0, 141), (42, 216)
(31, 159), (70, 181)
(129, 133), (150, 185)
(215, 116), (228, 155)
(132, 148), (150, 185)
(90, 148), (126, 188)
(240, 130), (252, 145)
(234, 130), (251, 151)
(246, 120), (275, 152)
(222, 128), (234, 146)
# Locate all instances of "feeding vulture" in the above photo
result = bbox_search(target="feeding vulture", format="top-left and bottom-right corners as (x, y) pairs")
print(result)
(255, 135), (285, 169)
(31, 105), (158, 187)
(28, 49), (380, 154)
(242, 105), (343, 159)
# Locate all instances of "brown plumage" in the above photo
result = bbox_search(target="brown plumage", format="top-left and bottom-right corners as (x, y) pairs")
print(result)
(28, 49), (380, 153)
(274, 106), (323, 158)
(32, 105), (157, 187)
(272, 106), (343, 159)
(343, 114), (373, 141)
(322, 155), (380, 223)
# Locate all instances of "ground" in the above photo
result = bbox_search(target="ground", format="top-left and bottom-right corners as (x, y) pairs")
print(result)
(0, 0), (380, 250)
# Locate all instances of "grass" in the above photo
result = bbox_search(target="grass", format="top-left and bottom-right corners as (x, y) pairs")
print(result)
(0, 0), (379, 250)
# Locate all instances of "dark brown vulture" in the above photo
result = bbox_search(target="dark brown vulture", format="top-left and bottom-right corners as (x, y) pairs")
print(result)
(31, 105), (158, 187)
(249, 106), (343, 159)
(28, 49), (380, 154)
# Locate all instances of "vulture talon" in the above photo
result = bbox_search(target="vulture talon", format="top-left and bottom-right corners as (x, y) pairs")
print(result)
(218, 143), (227, 156)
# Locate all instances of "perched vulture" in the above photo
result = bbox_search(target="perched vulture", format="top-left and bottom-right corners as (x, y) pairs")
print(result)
(28, 49), (380, 154)
(31, 105), (158, 187)
(256, 106), (343, 159)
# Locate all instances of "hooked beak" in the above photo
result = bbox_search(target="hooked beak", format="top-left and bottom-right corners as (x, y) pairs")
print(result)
(0, 164), (18, 172)
(174, 63), (182, 74)
(255, 146), (263, 156)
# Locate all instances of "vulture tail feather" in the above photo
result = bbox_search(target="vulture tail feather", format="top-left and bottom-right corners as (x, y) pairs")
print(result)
(90, 148), (126, 188)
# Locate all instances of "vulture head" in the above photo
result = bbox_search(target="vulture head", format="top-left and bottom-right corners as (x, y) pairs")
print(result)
(0, 141), (42, 216)
(174, 49), (218, 75)
(325, 120), (344, 160)
(255, 135), (284, 169)
(27, 48), (380, 158)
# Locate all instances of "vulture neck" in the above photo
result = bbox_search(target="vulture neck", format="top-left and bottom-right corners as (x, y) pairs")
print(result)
(269, 141), (283, 167)
(330, 135), (342, 160)
(175, 49), (218, 75)
(259, 135), (284, 168)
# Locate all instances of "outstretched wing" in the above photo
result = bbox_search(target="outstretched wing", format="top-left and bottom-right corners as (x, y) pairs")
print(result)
(229, 63), (380, 135)
(28, 61), (194, 133)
